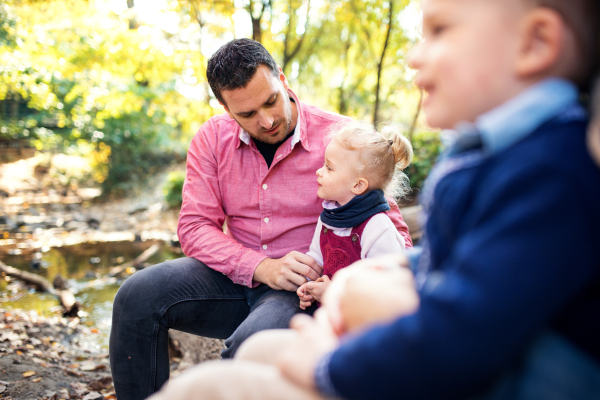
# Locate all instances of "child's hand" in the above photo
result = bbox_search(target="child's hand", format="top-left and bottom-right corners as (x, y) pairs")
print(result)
(306, 275), (331, 303)
(297, 283), (314, 310)
(322, 254), (418, 336)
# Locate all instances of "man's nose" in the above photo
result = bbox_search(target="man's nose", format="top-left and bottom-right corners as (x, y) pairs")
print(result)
(257, 110), (274, 129)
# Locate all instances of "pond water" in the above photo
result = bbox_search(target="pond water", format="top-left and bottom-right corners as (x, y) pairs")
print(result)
(0, 241), (181, 350)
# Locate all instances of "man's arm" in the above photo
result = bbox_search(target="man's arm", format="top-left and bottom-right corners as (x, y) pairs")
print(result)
(177, 123), (264, 287)
(385, 196), (413, 248)
(178, 122), (322, 289)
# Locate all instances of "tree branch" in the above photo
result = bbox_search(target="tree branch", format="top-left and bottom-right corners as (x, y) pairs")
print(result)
(373, 0), (393, 125)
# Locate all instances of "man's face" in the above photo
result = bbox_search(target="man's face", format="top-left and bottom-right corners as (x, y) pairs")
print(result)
(220, 65), (296, 145)
(409, 0), (526, 129)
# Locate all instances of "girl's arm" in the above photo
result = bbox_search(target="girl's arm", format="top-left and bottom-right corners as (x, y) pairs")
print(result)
(361, 214), (406, 259)
(306, 218), (324, 268)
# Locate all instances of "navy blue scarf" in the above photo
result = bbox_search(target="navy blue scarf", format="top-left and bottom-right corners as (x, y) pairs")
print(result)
(320, 190), (390, 228)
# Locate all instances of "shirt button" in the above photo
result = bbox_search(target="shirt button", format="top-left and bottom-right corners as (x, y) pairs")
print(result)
(262, 244), (268, 250)
(262, 184), (268, 190)
(264, 218), (269, 223)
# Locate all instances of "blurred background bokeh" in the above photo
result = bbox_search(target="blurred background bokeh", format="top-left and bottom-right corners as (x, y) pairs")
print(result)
(0, 0), (439, 197)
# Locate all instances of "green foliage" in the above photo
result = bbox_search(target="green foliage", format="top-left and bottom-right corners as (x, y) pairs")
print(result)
(405, 130), (442, 192)
(1, 0), (432, 195)
(0, 0), (207, 194)
(163, 170), (186, 208)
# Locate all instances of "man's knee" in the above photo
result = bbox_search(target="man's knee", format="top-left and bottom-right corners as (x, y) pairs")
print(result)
(113, 257), (202, 316)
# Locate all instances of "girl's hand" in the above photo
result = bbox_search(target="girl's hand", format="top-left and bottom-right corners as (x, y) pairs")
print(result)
(297, 282), (314, 310)
(306, 275), (331, 303)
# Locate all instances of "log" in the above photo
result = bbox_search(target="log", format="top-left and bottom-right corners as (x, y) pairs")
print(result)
(400, 205), (423, 242)
(168, 330), (225, 371)
(0, 261), (56, 294)
(0, 261), (80, 316)
(108, 243), (161, 277)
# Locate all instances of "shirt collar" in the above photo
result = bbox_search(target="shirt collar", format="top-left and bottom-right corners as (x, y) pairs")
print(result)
(237, 89), (309, 151)
(444, 79), (579, 155)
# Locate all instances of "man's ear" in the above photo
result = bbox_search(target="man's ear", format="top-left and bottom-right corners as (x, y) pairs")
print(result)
(352, 178), (369, 195)
(278, 66), (290, 90)
(515, 8), (565, 79)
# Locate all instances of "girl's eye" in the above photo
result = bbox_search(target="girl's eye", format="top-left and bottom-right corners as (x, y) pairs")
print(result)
(326, 165), (332, 171)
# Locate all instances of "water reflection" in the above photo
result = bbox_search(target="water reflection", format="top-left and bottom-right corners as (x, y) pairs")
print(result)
(1, 240), (181, 349)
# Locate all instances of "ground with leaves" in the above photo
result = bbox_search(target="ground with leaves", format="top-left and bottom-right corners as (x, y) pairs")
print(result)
(0, 308), (114, 400)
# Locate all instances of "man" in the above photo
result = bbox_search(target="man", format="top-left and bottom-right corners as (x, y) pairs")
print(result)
(109, 38), (412, 400)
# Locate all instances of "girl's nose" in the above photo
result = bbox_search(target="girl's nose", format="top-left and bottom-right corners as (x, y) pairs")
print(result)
(316, 167), (323, 176)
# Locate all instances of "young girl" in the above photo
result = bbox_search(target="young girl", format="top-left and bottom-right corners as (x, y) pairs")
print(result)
(298, 120), (413, 309)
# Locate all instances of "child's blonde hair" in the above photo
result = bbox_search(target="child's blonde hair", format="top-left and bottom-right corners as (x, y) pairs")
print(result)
(329, 120), (413, 199)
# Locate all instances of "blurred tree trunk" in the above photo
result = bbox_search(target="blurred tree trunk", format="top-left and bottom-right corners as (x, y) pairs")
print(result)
(247, 0), (269, 42)
(281, 0), (310, 73)
(127, 0), (137, 30)
(373, 0), (393, 126)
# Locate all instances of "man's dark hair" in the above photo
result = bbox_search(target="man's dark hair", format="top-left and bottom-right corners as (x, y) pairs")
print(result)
(207, 38), (279, 105)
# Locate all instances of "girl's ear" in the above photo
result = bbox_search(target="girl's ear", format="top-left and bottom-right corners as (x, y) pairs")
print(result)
(352, 178), (369, 195)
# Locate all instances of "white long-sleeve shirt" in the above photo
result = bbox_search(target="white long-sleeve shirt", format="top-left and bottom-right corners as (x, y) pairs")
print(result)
(306, 212), (406, 268)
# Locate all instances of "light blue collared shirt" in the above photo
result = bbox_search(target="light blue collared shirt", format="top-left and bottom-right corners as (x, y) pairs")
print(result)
(443, 79), (581, 155)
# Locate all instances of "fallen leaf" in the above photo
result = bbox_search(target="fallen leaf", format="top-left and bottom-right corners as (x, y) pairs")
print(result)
(104, 396), (117, 400)
(90, 328), (99, 334)
(82, 391), (103, 400)
(70, 381), (87, 397)
(0, 385), (6, 394)
(66, 370), (82, 377)
(26, 344), (34, 350)
(16, 350), (23, 356)
(79, 361), (96, 371)
(22, 371), (36, 377)
(67, 364), (79, 369)
(89, 376), (112, 390)
(32, 377), (42, 382)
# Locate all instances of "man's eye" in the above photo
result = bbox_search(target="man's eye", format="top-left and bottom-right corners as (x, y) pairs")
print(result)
(266, 97), (277, 106)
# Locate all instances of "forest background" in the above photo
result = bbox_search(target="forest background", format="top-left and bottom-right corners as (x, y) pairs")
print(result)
(0, 0), (439, 198)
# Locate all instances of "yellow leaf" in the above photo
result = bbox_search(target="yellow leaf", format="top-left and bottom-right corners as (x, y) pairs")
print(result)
(22, 371), (36, 377)
(32, 377), (42, 382)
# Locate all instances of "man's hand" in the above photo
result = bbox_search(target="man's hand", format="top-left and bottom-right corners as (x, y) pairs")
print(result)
(254, 251), (323, 291)
(277, 311), (339, 390)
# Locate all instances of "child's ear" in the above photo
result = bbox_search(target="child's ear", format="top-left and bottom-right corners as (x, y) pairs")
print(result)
(352, 178), (369, 195)
(515, 8), (565, 79)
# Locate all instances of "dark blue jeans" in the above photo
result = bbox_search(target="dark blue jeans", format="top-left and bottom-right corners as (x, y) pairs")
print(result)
(109, 257), (316, 400)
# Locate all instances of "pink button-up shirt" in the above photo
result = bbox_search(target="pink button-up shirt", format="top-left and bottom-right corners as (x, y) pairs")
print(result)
(178, 90), (413, 287)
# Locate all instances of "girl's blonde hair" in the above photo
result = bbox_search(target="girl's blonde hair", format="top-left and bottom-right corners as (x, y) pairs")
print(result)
(329, 120), (414, 199)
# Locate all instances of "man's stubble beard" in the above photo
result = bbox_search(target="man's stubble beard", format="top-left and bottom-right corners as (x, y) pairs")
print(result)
(237, 99), (294, 145)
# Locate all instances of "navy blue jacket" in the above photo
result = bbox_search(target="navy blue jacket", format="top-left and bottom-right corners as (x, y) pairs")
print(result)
(326, 113), (600, 399)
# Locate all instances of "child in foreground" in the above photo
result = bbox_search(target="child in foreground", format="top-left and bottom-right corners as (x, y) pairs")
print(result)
(298, 121), (412, 310)
(148, 0), (600, 399)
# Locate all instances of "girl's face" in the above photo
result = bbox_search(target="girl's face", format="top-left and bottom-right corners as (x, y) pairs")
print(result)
(316, 139), (362, 206)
